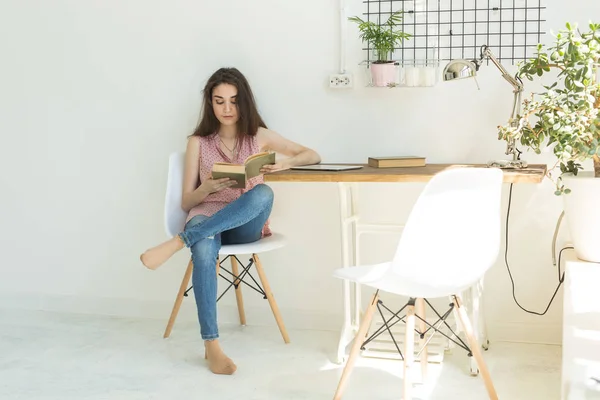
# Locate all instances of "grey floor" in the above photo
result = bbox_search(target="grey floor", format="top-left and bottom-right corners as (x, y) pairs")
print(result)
(0, 309), (561, 400)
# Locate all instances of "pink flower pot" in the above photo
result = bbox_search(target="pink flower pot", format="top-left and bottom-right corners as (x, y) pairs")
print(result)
(371, 62), (396, 87)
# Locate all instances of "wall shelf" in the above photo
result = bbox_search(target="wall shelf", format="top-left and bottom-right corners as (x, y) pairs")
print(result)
(360, 60), (440, 88)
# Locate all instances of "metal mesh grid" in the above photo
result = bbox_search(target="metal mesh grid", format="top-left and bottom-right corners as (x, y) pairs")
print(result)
(361, 0), (546, 66)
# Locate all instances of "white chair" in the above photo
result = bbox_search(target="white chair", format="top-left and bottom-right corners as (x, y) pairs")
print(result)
(162, 152), (290, 344)
(332, 167), (503, 400)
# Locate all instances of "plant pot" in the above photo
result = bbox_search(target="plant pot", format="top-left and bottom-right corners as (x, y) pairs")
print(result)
(562, 171), (600, 263)
(370, 62), (396, 87)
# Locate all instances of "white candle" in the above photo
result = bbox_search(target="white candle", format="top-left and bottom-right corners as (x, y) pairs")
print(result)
(405, 67), (419, 87)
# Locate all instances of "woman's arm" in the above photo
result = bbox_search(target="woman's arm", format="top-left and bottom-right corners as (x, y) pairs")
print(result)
(257, 127), (321, 172)
(181, 137), (210, 212)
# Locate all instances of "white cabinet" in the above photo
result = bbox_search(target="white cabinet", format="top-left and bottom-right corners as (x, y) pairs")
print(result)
(562, 250), (600, 399)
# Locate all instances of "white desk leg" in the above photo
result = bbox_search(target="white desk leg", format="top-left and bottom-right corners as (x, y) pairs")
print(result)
(477, 278), (489, 351)
(335, 182), (359, 364)
(350, 183), (361, 328)
(469, 277), (489, 375)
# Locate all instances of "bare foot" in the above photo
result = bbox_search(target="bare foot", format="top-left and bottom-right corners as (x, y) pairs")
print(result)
(140, 236), (185, 270)
(204, 340), (237, 375)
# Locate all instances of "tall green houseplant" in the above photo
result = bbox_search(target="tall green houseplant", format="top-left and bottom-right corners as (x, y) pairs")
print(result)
(348, 11), (411, 63)
(498, 22), (600, 194)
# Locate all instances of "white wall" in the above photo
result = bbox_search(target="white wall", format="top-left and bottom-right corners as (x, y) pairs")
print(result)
(1, 0), (598, 344)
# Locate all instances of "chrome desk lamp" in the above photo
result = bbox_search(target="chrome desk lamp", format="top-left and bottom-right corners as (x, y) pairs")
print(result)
(443, 45), (528, 169)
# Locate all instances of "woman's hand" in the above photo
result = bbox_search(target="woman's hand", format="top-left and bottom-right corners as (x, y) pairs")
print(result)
(260, 159), (291, 174)
(199, 177), (237, 194)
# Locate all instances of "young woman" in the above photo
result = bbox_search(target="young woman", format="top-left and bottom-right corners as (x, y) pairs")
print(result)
(140, 67), (321, 375)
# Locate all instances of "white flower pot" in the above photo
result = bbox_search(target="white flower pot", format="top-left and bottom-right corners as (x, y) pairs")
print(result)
(562, 171), (600, 263)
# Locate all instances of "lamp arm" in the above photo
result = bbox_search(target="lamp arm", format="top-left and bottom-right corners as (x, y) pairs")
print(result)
(478, 45), (525, 161)
(480, 45), (523, 92)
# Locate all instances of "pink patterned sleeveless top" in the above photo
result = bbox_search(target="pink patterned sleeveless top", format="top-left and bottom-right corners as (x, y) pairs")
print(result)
(186, 133), (272, 238)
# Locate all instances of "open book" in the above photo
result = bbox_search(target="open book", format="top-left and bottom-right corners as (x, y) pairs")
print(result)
(211, 151), (276, 188)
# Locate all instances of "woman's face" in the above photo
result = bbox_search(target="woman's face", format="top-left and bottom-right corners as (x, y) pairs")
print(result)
(212, 84), (239, 127)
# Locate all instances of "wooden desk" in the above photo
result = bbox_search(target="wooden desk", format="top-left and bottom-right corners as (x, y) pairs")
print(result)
(266, 163), (547, 367)
(265, 163), (547, 184)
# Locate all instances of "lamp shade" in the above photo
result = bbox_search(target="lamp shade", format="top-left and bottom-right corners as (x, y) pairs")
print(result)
(442, 59), (478, 82)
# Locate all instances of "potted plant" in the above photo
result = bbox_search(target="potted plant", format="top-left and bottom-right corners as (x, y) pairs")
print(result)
(348, 11), (411, 87)
(498, 22), (600, 262)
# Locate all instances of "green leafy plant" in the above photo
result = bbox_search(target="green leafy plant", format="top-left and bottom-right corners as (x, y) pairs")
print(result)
(498, 22), (600, 195)
(348, 11), (411, 63)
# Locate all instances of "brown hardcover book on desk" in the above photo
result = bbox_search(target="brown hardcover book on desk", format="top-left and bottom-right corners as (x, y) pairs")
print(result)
(212, 151), (276, 188)
(368, 156), (426, 168)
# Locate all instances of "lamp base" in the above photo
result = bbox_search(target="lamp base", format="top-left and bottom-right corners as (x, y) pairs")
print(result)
(487, 159), (528, 169)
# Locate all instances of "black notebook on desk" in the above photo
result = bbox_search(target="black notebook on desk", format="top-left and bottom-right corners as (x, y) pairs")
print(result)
(290, 164), (363, 171)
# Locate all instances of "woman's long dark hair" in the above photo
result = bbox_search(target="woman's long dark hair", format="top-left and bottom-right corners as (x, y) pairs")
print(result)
(191, 68), (267, 137)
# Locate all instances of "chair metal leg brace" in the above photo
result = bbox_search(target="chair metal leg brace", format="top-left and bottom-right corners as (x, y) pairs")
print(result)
(183, 255), (267, 302)
(361, 298), (472, 360)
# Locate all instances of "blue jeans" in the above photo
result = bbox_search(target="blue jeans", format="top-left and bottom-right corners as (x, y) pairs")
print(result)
(180, 184), (274, 340)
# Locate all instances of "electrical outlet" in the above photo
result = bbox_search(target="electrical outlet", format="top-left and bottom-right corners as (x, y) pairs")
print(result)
(329, 73), (353, 88)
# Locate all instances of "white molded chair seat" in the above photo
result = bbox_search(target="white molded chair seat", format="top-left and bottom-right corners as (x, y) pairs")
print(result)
(333, 261), (479, 299)
(332, 167), (502, 400)
(219, 233), (287, 256)
(161, 151), (290, 344)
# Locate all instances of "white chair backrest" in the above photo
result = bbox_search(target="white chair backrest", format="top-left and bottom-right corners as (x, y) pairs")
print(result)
(392, 167), (503, 288)
(164, 152), (188, 238)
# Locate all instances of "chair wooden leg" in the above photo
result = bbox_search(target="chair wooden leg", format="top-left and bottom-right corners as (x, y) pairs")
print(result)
(403, 302), (416, 400)
(416, 298), (428, 382)
(452, 295), (498, 400)
(334, 293), (379, 400)
(163, 259), (193, 339)
(252, 254), (290, 344)
(230, 256), (247, 325)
